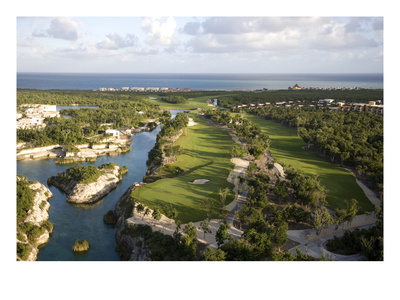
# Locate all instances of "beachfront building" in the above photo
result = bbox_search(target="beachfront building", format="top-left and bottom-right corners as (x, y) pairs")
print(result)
(131, 87), (145, 92)
(100, 87), (119, 91)
(145, 87), (160, 92)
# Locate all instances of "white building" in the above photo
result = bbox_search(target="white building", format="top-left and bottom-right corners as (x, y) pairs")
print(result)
(318, 99), (335, 104)
(131, 87), (145, 92)
(105, 129), (120, 137)
(40, 105), (57, 112)
(17, 118), (45, 129)
(42, 111), (60, 118)
(145, 87), (159, 92)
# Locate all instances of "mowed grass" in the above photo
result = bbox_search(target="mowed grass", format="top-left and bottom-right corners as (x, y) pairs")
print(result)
(131, 112), (236, 223)
(145, 95), (226, 110)
(245, 114), (374, 213)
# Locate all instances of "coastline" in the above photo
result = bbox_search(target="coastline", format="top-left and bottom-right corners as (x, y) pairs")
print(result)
(17, 72), (384, 91)
(17, 177), (53, 261)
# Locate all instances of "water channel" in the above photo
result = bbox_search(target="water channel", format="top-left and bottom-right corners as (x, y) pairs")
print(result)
(17, 109), (182, 261)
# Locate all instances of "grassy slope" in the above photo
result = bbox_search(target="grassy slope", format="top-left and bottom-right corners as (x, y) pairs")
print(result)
(131, 112), (236, 223)
(245, 113), (374, 213)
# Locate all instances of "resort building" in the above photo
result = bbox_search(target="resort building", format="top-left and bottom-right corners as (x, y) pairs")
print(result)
(131, 87), (145, 92)
(17, 118), (45, 129)
(331, 101), (383, 114)
(17, 104), (61, 130)
(318, 99), (335, 104)
(288, 84), (302, 90)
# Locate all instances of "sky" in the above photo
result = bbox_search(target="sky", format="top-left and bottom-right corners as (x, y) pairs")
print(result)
(16, 16), (384, 73)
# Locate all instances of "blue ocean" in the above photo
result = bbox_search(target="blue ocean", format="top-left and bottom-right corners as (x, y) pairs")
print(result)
(17, 73), (383, 90)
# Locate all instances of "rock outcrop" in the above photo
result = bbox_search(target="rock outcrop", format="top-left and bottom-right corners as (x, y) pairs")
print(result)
(48, 164), (127, 204)
(16, 176), (53, 261)
(113, 182), (152, 261)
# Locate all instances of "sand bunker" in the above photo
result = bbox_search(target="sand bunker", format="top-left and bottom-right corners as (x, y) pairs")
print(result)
(189, 179), (209, 184)
(188, 118), (198, 126)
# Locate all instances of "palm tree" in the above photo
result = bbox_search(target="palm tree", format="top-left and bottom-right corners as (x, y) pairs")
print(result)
(200, 219), (212, 239)
(218, 187), (230, 210)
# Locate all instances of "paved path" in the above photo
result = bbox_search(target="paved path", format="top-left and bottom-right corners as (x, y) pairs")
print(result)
(286, 214), (378, 260)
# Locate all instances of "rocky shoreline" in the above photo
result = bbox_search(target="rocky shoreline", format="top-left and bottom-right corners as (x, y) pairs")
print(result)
(16, 123), (160, 162)
(17, 141), (131, 162)
(48, 164), (127, 204)
(16, 176), (53, 261)
(113, 182), (153, 260)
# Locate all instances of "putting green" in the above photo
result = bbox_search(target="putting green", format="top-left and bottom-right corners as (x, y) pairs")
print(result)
(131, 112), (236, 223)
(245, 114), (374, 213)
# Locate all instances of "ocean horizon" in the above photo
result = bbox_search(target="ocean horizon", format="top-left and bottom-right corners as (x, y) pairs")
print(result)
(17, 72), (384, 91)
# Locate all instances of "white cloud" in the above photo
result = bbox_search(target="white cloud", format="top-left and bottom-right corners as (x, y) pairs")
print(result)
(32, 17), (81, 41)
(17, 37), (37, 47)
(140, 17), (178, 46)
(182, 21), (201, 35)
(308, 22), (379, 50)
(97, 33), (138, 49)
(17, 16), (383, 73)
(183, 17), (382, 55)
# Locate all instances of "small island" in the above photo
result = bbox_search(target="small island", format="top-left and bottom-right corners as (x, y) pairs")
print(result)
(73, 239), (90, 253)
(47, 163), (128, 204)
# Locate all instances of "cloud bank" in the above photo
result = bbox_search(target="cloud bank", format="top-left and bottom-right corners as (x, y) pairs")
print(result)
(17, 16), (383, 73)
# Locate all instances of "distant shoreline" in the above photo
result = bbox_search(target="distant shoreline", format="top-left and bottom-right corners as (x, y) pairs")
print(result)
(17, 72), (384, 91)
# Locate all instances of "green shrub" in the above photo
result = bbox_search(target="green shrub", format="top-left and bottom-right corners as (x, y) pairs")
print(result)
(124, 201), (134, 219)
(230, 144), (249, 158)
(72, 239), (90, 252)
(67, 165), (105, 184)
(55, 158), (76, 164)
(99, 163), (116, 169)
(17, 232), (26, 242)
(41, 220), (54, 233)
(17, 177), (35, 224)
(39, 200), (47, 210)
(161, 95), (188, 104)
(19, 223), (45, 241)
(103, 210), (118, 225)
(17, 242), (31, 260)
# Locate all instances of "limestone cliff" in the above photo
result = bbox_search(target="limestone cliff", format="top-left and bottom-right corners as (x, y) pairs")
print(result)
(16, 176), (53, 261)
(113, 182), (152, 261)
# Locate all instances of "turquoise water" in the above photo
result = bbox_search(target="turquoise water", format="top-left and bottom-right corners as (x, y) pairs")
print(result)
(17, 110), (182, 260)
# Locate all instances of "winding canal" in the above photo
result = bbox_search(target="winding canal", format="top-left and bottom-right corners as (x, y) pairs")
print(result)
(17, 109), (181, 261)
